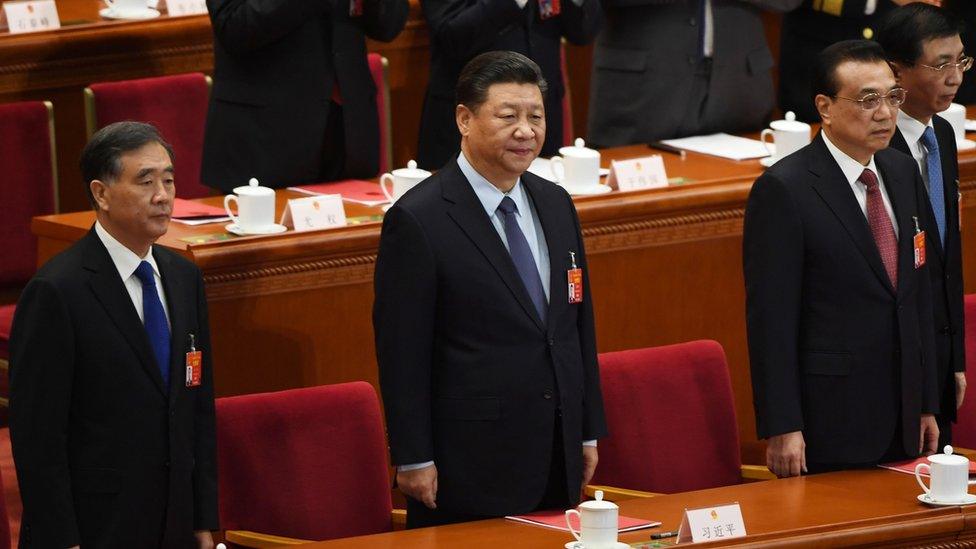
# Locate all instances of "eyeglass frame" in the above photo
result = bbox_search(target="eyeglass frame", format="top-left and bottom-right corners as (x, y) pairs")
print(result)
(918, 55), (974, 74)
(832, 87), (907, 111)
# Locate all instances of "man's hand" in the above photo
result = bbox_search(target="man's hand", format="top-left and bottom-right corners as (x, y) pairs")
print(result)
(766, 431), (806, 478)
(193, 531), (214, 549)
(397, 464), (438, 509)
(956, 372), (968, 410)
(581, 446), (599, 499)
(920, 414), (940, 455)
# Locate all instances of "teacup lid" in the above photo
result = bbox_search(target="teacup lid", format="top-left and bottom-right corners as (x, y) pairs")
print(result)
(233, 177), (274, 196)
(578, 490), (618, 510)
(769, 111), (811, 133)
(393, 160), (432, 179)
(559, 138), (600, 158)
(929, 445), (969, 465)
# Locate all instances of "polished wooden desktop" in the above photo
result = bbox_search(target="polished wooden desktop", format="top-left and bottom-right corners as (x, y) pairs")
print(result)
(298, 469), (976, 548)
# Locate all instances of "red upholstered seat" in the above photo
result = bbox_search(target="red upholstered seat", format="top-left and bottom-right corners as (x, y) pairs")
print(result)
(367, 53), (393, 176)
(592, 340), (743, 493)
(953, 295), (976, 447)
(86, 73), (212, 199)
(216, 381), (393, 542)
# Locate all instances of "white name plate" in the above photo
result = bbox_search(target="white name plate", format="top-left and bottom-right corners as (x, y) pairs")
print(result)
(1, 0), (59, 34)
(158, 0), (207, 16)
(677, 502), (746, 543)
(280, 194), (347, 232)
(606, 156), (668, 191)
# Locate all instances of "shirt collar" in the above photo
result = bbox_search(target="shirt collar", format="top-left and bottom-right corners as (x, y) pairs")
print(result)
(821, 130), (881, 187)
(94, 221), (161, 282)
(457, 151), (529, 218)
(896, 110), (933, 149)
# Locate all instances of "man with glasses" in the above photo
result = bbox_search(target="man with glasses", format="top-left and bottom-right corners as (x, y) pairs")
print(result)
(744, 40), (939, 477)
(878, 4), (968, 450)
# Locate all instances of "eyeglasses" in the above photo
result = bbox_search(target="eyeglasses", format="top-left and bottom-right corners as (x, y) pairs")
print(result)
(919, 56), (974, 74)
(833, 88), (907, 110)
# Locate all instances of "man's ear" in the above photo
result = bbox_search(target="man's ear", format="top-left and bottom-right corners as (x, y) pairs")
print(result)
(456, 104), (474, 137)
(815, 94), (833, 127)
(90, 180), (110, 211)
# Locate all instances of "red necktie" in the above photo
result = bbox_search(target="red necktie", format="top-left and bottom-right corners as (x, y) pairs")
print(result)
(860, 168), (898, 289)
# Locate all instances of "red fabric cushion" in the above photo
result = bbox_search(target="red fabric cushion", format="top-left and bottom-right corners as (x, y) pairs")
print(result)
(592, 340), (742, 493)
(953, 295), (976, 447)
(216, 382), (392, 541)
(0, 304), (14, 358)
(0, 102), (55, 288)
(367, 53), (390, 176)
(90, 73), (212, 199)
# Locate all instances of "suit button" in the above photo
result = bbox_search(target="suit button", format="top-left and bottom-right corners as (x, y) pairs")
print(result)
(544, 390), (553, 400)
(547, 338), (555, 347)
(170, 409), (175, 416)
(164, 460), (171, 469)
(942, 326), (952, 334)
(688, 17), (697, 26)
(687, 56), (696, 65)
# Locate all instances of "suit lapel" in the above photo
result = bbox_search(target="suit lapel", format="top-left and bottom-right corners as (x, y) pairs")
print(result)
(875, 152), (919, 300)
(442, 161), (547, 332)
(522, 174), (565, 336)
(808, 135), (896, 295)
(157, 248), (186, 397)
(82, 230), (168, 398)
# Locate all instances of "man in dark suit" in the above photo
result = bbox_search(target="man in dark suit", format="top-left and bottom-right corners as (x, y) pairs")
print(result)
(878, 4), (968, 449)
(587, 0), (802, 147)
(9, 122), (218, 547)
(201, 0), (408, 192)
(375, 51), (607, 527)
(744, 40), (939, 477)
(417, 0), (602, 169)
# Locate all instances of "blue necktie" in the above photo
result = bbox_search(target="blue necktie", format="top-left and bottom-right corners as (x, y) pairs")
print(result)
(921, 126), (946, 246)
(497, 196), (547, 324)
(134, 261), (171, 390)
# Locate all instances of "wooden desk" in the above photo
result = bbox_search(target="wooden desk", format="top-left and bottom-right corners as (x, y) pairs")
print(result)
(31, 140), (976, 464)
(299, 470), (973, 548)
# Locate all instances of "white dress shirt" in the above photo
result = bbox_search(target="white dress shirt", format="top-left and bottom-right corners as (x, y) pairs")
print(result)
(94, 221), (171, 327)
(821, 131), (899, 239)
(896, 110), (936, 191)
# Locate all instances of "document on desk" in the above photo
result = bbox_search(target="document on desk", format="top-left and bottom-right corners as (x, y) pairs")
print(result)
(290, 180), (388, 207)
(506, 510), (659, 532)
(170, 198), (231, 226)
(660, 133), (770, 161)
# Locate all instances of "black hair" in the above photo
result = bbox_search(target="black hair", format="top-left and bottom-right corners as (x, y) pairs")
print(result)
(812, 40), (890, 99)
(456, 50), (548, 111)
(80, 121), (173, 209)
(877, 3), (964, 66)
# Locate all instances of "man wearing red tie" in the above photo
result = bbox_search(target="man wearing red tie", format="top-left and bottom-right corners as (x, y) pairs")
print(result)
(744, 40), (940, 477)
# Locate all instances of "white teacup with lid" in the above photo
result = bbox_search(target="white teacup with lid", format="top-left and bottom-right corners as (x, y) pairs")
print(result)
(760, 111), (811, 164)
(550, 138), (601, 192)
(224, 177), (276, 233)
(565, 489), (619, 548)
(916, 445), (971, 504)
(380, 160), (431, 204)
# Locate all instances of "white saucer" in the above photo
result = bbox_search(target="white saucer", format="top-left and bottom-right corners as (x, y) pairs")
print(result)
(564, 542), (631, 549)
(759, 157), (776, 168)
(957, 139), (976, 151)
(567, 184), (612, 196)
(99, 7), (160, 19)
(917, 493), (976, 506)
(225, 222), (287, 236)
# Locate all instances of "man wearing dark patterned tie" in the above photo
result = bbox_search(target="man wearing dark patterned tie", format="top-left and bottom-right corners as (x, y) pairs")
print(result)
(8, 122), (218, 548)
(744, 40), (939, 478)
(374, 51), (607, 528)
(879, 3), (969, 449)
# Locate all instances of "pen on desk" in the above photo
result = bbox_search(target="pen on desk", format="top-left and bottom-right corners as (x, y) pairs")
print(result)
(650, 530), (680, 539)
(648, 142), (687, 160)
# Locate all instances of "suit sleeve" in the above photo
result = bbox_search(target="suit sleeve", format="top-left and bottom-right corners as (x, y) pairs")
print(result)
(946, 146), (965, 374)
(567, 192), (608, 441)
(362, 0), (409, 42)
(915, 172), (941, 414)
(422, 0), (527, 62)
(8, 278), (80, 548)
(192, 270), (220, 531)
(374, 204), (438, 465)
(743, 173), (806, 439)
(207, 0), (329, 54)
(558, 0), (603, 46)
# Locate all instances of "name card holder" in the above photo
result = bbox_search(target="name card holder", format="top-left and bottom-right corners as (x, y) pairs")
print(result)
(0, 0), (59, 34)
(280, 194), (347, 232)
(156, 0), (207, 15)
(677, 502), (746, 543)
(606, 155), (668, 191)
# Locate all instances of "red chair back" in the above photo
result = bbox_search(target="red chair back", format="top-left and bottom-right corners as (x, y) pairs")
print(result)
(953, 295), (976, 447)
(216, 382), (393, 541)
(592, 340), (742, 493)
(87, 73), (212, 199)
(367, 53), (392, 175)
(0, 101), (56, 289)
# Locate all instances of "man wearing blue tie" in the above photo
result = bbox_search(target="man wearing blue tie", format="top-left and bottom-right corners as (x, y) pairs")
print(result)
(878, 4), (969, 449)
(8, 122), (218, 548)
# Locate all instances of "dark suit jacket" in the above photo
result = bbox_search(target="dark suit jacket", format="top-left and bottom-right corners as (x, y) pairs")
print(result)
(374, 159), (608, 516)
(890, 115), (965, 424)
(779, 0), (898, 122)
(744, 133), (938, 465)
(202, 0), (408, 192)
(417, 0), (602, 169)
(9, 229), (218, 548)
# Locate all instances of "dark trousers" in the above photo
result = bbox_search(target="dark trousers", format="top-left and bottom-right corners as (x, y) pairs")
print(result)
(319, 100), (345, 182)
(937, 411), (953, 451)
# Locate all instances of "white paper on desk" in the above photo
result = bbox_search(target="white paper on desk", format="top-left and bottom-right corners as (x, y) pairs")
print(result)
(170, 216), (231, 226)
(661, 133), (770, 161)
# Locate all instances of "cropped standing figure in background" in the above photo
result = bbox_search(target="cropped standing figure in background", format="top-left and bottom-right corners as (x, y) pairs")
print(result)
(587, 0), (802, 148)
(878, 3), (968, 449)
(202, 0), (409, 192)
(9, 122), (218, 548)
(942, 0), (976, 103)
(417, 0), (602, 169)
